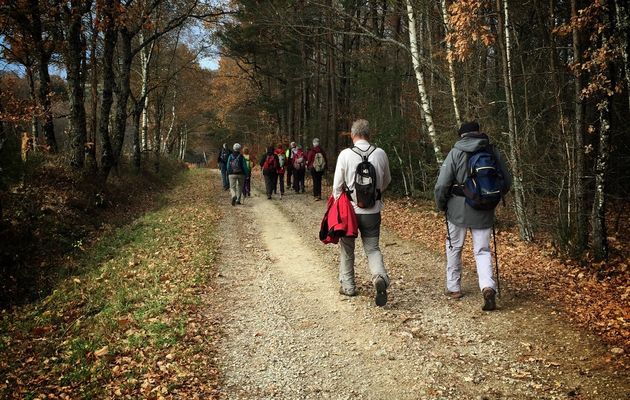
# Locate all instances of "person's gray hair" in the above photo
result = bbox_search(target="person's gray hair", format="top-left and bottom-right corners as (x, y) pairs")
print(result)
(351, 119), (370, 138)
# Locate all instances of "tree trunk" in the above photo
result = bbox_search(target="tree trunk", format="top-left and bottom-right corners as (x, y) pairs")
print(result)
(163, 92), (177, 154)
(592, 101), (611, 261)
(131, 102), (143, 171)
(112, 28), (133, 166)
(614, 0), (630, 115)
(87, 17), (98, 171)
(98, 1), (117, 177)
(30, 0), (56, 153)
(496, 0), (534, 241)
(66, 0), (89, 168)
(154, 92), (165, 172)
(139, 30), (154, 152)
(26, 67), (40, 143)
(405, 0), (443, 165)
(440, 0), (462, 127)
(571, 0), (587, 253)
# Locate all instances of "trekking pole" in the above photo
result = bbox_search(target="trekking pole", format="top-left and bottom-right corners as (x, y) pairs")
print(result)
(445, 209), (453, 250)
(492, 224), (501, 297)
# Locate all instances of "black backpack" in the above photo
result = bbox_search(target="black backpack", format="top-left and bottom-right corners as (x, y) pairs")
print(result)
(351, 146), (379, 208)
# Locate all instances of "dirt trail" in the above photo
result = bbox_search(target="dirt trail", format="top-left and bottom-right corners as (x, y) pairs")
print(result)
(209, 171), (628, 399)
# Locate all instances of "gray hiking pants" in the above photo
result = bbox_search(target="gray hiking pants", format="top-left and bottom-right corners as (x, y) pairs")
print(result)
(229, 174), (243, 202)
(339, 213), (390, 292)
(445, 221), (496, 293)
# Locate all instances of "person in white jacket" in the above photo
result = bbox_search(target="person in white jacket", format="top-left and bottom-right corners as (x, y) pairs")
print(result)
(332, 119), (392, 307)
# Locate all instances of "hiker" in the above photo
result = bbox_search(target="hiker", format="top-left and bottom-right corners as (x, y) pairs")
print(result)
(227, 143), (246, 206)
(259, 146), (279, 199)
(307, 138), (327, 201)
(434, 121), (512, 311)
(217, 143), (230, 190)
(332, 119), (391, 307)
(292, 144), (306, 193)
(242, 146), (253, 197)
(286, 141), (297, 188)
(274, 144), (286, 199)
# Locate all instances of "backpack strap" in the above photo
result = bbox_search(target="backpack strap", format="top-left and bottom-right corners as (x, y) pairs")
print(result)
(351, 145), (375, 161)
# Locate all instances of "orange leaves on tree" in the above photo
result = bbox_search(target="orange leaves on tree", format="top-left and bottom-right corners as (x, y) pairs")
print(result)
(447, 0), (495, 62)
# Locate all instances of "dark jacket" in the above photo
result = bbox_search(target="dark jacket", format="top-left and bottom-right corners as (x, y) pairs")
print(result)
(217, 146), (230, 166)
(434, 132), (512, 229)
(227, 151), (246, 175)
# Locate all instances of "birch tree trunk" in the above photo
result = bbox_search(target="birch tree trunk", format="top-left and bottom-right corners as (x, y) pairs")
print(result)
(139, 30), (154, 152)
(592, 101), (611, 261)
(497, 0), (533, 241)
(440, 0), (462, 127)
(163, 93), (177, 155)
(405, 0), (443, 165)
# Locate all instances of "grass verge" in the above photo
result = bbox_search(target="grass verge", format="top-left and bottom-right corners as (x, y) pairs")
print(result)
(0, 169), (222, 399)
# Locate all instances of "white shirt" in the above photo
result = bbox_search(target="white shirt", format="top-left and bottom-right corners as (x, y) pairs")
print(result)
(332, 139), (392, 214)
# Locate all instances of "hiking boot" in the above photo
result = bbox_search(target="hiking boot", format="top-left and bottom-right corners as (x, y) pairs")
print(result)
(445, 290), (464, 300)
(482, 287), (497, 311)
(231, 196), (237, 206)
(339, 287), (357, 297)
(267, 195), (272, 200)
(374, 277), (388, 307)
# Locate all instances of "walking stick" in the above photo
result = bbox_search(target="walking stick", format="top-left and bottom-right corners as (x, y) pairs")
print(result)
(445, 209), (453, 250)
(492, 224), (501, 297)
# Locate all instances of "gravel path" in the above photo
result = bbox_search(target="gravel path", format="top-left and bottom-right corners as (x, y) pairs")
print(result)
(210, 172), (628, 399)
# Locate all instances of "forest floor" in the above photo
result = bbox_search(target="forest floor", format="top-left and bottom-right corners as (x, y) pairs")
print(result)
(1, 168), (628, 399)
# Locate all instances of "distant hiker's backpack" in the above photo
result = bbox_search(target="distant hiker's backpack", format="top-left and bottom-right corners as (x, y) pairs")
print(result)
(293, 152), (305, 170)
(277, 153), (286, 168)
(459, 146), (505, 210)
(219, 148), (229, 164)
(351, 146), (379, 209)
(229, 154), (243, 174)
(313, 152), (325, 172)
(262, 154), (278, 173)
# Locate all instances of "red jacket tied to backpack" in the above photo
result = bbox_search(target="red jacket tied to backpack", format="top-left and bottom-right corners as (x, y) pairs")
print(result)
(319, 192), (358, 244)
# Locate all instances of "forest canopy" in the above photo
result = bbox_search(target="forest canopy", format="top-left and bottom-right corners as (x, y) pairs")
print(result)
(1, 0), (630, 262)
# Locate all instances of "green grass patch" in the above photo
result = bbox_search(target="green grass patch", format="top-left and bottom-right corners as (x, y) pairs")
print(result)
(0, 170), (220, 398)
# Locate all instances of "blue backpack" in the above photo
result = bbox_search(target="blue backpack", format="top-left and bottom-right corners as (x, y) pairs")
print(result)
(461, 146), (504, 210)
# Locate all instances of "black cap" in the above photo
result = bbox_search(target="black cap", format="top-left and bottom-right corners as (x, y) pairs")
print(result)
(458, 121), (480, 136)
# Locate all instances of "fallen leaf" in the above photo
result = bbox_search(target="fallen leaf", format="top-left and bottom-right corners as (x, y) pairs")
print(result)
(94, 346), (109, 357)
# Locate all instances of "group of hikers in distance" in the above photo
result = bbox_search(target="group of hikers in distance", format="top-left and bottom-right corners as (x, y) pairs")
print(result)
(216, 119), (511, 312)
(216, 139), (328, 204)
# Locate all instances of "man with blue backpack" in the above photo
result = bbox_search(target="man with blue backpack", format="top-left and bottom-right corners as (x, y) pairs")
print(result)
(435, 121), (512, 311)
